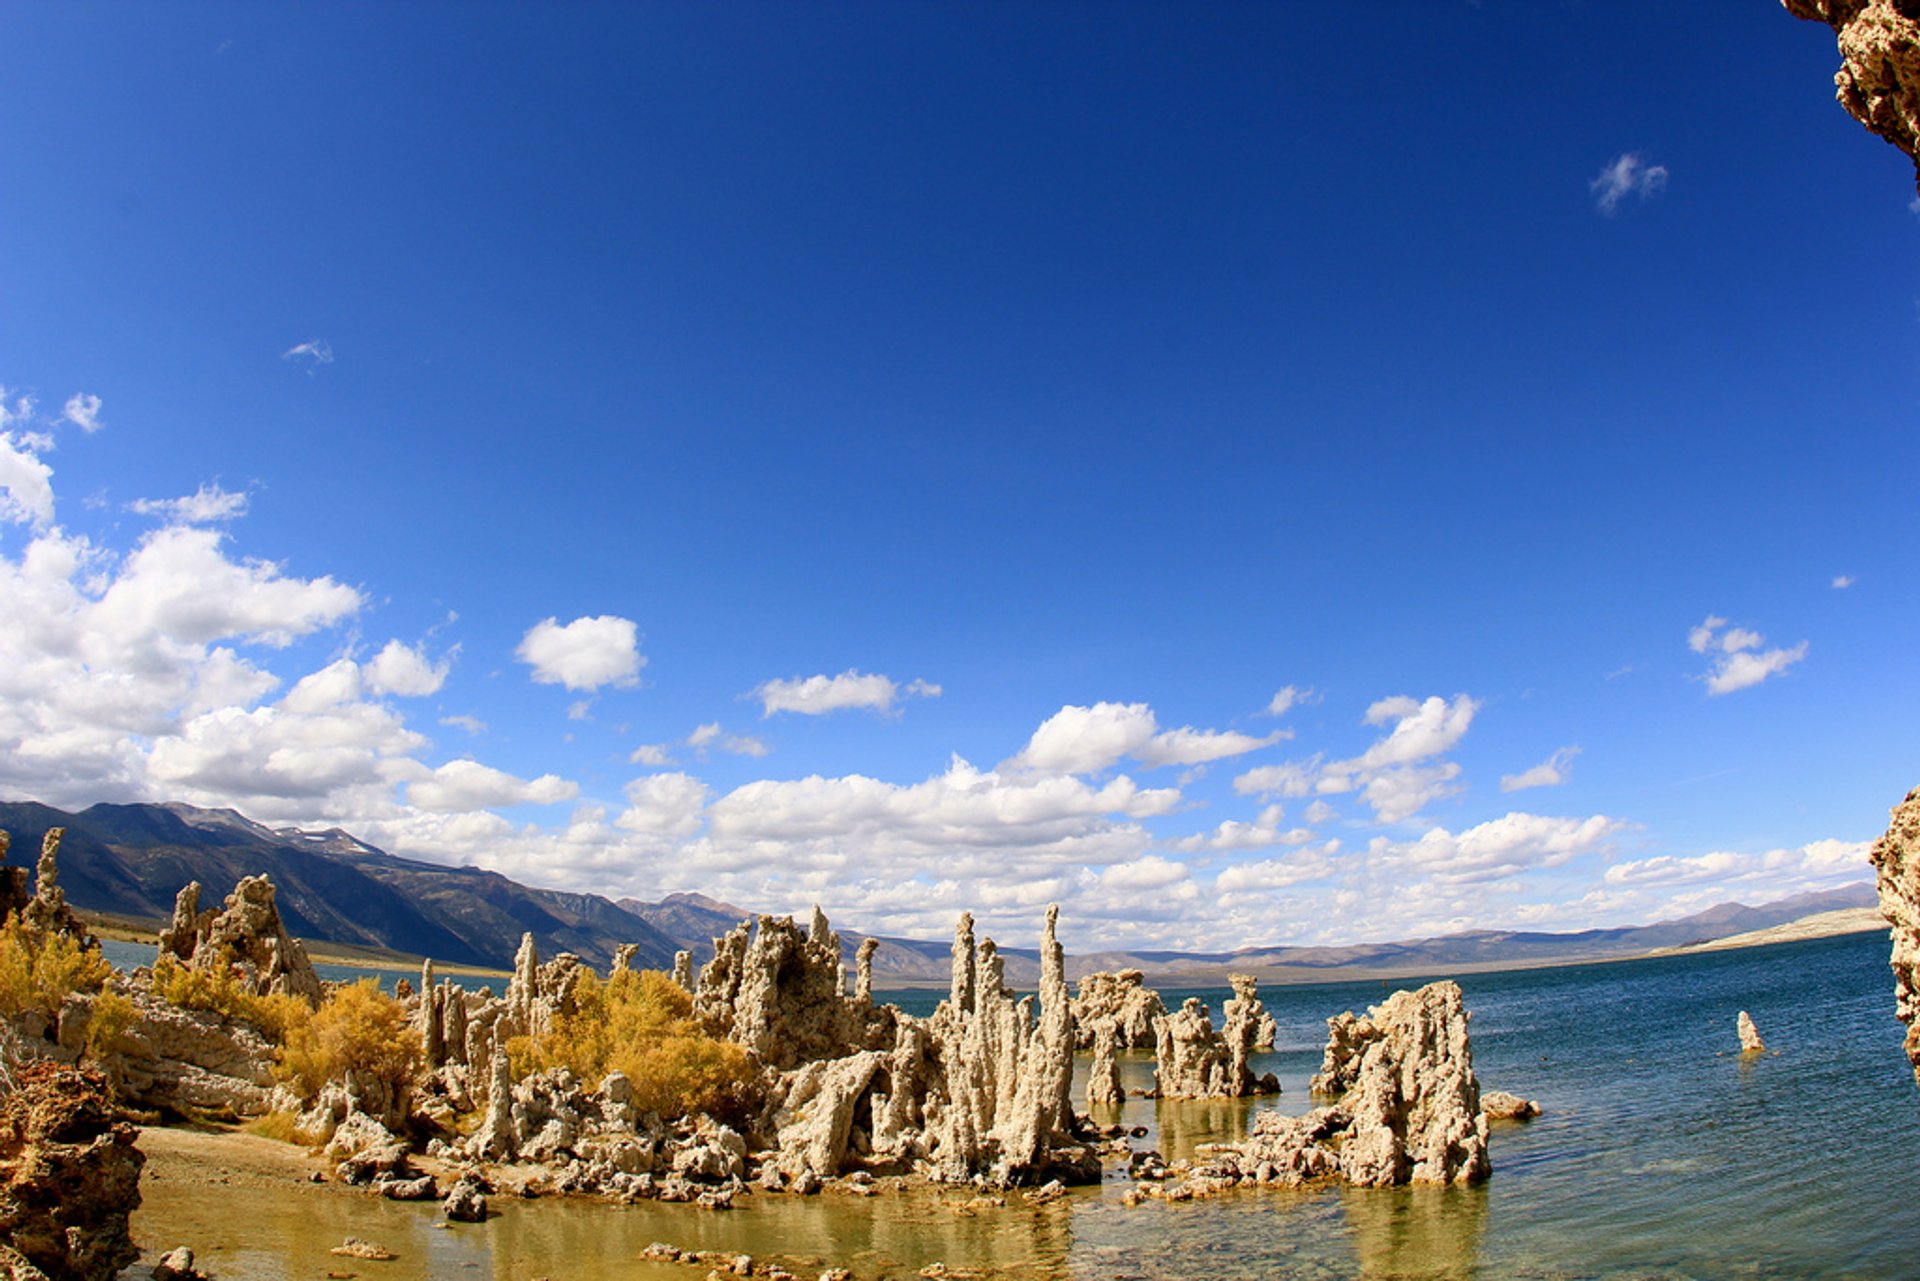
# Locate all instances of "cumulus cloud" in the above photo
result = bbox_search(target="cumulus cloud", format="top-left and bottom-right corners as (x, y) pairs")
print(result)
(1373, 812), (1623, 886)
(439, 714), (486, 735)
(364, 639), (450, 698)
(61, 394), (103, 433)
(1832, 575), (1854, 590)
(0, 432), (56, 528)
(1501, 745), (1581, 793)
(1214, 845), (1338, 893)
(629, 743), (675, 767)
(128, 483), (249, 524)
(1169, 803), (1315, 853)
(1236, 694), (1478, 823)
(1605, 838), (1868, 890)
(1008, 701), (1286, 775)
(517, 615), (643, 692)
(1591, 152), (1668, 214)
(752, 670), (939, 717)
(1688, 616), (1808, 695)
(1265, 685), (1310, 717)
(408, 759), (577, 812)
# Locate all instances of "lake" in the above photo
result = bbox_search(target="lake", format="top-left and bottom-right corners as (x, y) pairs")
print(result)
(127, 929), (1918, 1278)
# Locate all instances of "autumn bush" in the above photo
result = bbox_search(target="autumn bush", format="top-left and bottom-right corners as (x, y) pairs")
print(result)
(276, 978), (418, 1105)
(0, 914), (128, 1060)
(0, 914), (111, 1022)
(151, 951), (306, 1040)
(509, 968), (756, 1125)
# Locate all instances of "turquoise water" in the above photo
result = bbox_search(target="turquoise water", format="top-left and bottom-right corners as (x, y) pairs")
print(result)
(126, 931), (1919, 1278)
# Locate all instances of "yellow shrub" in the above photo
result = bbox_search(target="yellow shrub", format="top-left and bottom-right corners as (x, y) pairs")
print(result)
(0, 914), (112, 1021)
(509, 968), (756, 1124)
(150, 952), (306, 1041)
(84, 988), (133, 1060)
(277, 978), (418, 1105)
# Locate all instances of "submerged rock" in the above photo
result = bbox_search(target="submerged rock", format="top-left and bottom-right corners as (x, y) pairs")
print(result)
(1870, 786), (1920, 1089)
(1085, 1019), (1124, 1106)
(1481, 1091), (1540, 1121)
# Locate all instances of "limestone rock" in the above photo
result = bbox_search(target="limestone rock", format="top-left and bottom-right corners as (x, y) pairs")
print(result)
(1070, 970), (1165, 1049)
(1737, 1010), (1766, 1054)
(1085, 1019), (1124, 1106)
(150, 1247), (205, 1281)
(0, 1061), (144, 1281)
(1151, 999), (1234, 1099)
(694, 909), (888, 1070)
(1220, 974), (1282, 1097)
(159, 876), (321, 1005)
(1481, 1091), (1540, 1121)
(443, 1171), (489, 1222)
(1328, 982), (1489, 1186)
(1869, 786), (1920, 1088)
(1786, 0), (1920, 190)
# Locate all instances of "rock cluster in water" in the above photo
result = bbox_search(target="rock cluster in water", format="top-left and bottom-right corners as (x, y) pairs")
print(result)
(1785, 0), (1920, 190)
(1149, 974), (1281, 1100)
(1069, 970), (1167, 1049)
(1870, 785), (1920, 1088)
(1211, 980), (1487, 1187)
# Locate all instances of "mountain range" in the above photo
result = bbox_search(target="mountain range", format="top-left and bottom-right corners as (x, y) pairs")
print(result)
(0, 800), (1881, 985)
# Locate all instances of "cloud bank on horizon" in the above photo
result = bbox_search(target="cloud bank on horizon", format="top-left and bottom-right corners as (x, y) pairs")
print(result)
(0, 394), (1874, 950)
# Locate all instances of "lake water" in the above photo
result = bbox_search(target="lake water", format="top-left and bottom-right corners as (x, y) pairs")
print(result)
(127, 930), (1919, 1278)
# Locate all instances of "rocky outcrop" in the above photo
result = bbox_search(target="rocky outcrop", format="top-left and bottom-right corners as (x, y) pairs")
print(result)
(157, 877), (321, 1005)
(8, 833), (92, 950)
(1870, 786), (1920, 1088)
(1184, 980), (1490, 1192)
(0, 1061), (143, 1280)
(1320, 982), (1488, 1186)
(921, 907), (1094, 1186)
(1151, 987), (1279, 1099)
(695, 909), (887, 1070)
(1085, 1019), (1124, 1106)
(1070, 970), (1166, 1049)
(1786, 1), (1920, 190)
(1737, 1010), (1766, 1054)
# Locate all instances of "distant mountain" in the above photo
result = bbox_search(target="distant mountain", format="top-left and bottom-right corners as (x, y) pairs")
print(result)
(0, 800), (1880, 986)
(0, 801), (680, 972)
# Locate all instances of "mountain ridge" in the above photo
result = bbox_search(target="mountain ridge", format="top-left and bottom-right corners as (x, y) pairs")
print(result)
(0, 800), (1879, 983)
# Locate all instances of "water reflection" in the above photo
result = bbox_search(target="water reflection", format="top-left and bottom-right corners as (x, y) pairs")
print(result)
(1340, 1184), (1487, 1280)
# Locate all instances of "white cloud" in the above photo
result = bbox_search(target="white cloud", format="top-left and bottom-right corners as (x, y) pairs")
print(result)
(1008, 701), (1286, 775)
(1500, 745), (1581, 793)
(517, 615), (643, 692)
(1215, 845), (1338, 893)
(1304, 799), (1337, 824)
(1832, 574), (1854, 590)
(408, 759), (577, 813)
(1606, 839), (1868, 891)
(629, 743), (674, 767)
(282, 339), (334, 367)
(1591, 152), (1668, 215)
(1265, 685), (1309, 717)
(752, 669), (939, 717)
(61, 394), (103, 433)
(1688, 616), (1808, 695)
(1236, 694), (1477, 823)
(688, 722), (770, 758)
(0, 432), (56, 528)
(439, 714), (487, 736)
(128, 483), (249, 525)
(1170, 803), (1315, 853)
(568, 699), (594, 721)
(1374, 812), (1623, 886)
(364, 639), (450, 698)
(617, 772), (713, 840)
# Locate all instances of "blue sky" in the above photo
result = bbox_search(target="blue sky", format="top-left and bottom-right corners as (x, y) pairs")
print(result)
(1, 1), (1913, 949)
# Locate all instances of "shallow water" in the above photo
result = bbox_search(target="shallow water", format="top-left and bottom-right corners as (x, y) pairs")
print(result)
(129, 931), (1919, 1278)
